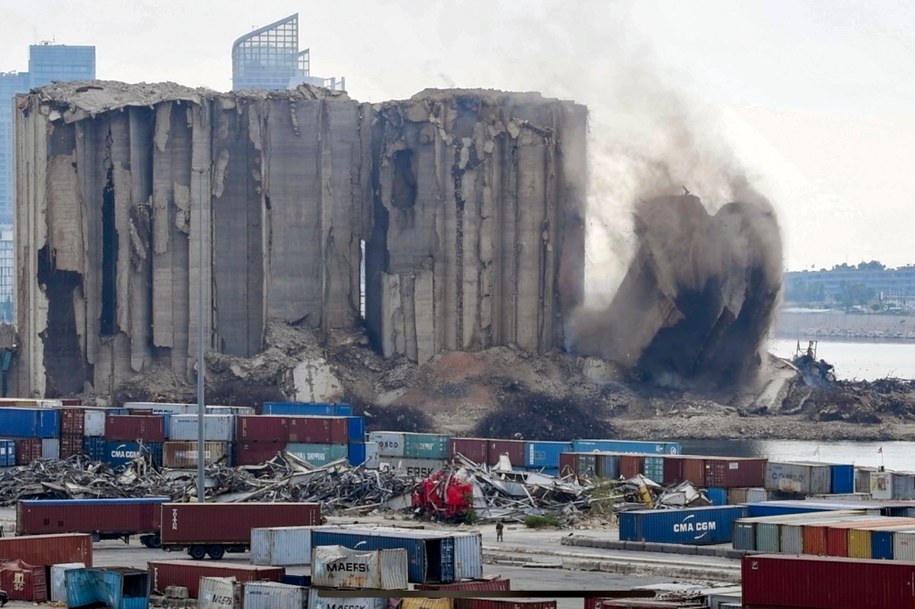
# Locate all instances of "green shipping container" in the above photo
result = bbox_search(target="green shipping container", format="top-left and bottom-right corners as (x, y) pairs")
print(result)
(644, 456), (665, 483)
(403, 433), (450, 459)
(286, 443), (347, 466)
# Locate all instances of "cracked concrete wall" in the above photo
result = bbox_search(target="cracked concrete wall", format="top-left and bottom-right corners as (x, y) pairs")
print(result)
(366, 91), (587, 363)
(14, 82), (585, 397)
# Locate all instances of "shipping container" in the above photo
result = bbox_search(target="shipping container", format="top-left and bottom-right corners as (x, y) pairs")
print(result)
(892, 471), (915, 500)
(310, 526), (483, 583)
(414, 577), (511, 591)
(892, 529), (915, 561)
(348, 442), (380, 469)
(287, 416), (348, 444)
(65, 567), (150, 609)
(743, 553), (915, 609)
(163, 441), (232, 468)
(825, 518), (902, 557)
(0, 559), (47, 601)
(846, 520), (915, 559)
(250, 526), (313, 566)
(596, 454), (620, 479)
(105, 414), (165, 442)
(524, 441), (572, 469)
(801, 515), (876, 556)
(663, 456), (705, 486)
(0, 407), (60, 438)
(705, 487), (727, 506)
(308, 587), (385, 609)
(855, 466), (876, 494)
(559, 453), (597, 478)
(41, 438), (59, 459)
(487, 439), (525, 466)
(242, 581), (308, 609)
(402, 598), (453, 609)
(16, 438), (41, 464)
(237, 415), (289, 443)
(0, 438), (15, 466)
(235, 442), (284, 466)
(285, 442), (347, 466)
(745, 500), (884, 518)
(369, 431), (406, 457)
(404, 433), (451, 459)
(147, 560), (284, 598)
(619, 505), (747, 545)
(197, 576), (240, 609)
(704, 457), (767, 488)
(160, 502), (321, 559)
(870, 471), (893, 499)
(83, 436), (105, 461)
(261, 401), (353, 416)
(0, 533), (93, 567)
(0, 397), (63, 408)
(61, 407), (86, 435)
(455, 599), (555, 609)
(60, 434), (84, 458)
(104, 441), (163, 468)
(619, 455), (644, 479)
(347, 416), (366, 443)
(380, 457), (448, 479)
(450, 438), (489, 463)
(765, 461), (832, 494)
(50, 562), (85, 603)
(571, 439), (681, 454)
(312, 545), (409, 589)
(17, 498), (168, 546)
(830, 463), (855, 494)
(168, 415), (235, 442)
(779, 513), (867, 555)
(643, 455), (664, 482)
(123, 402), (252, 415)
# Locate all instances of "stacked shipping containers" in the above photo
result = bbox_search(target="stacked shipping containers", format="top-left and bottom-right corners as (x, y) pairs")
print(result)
(0, 408), (60, 464)
(104, 414), (164, 467)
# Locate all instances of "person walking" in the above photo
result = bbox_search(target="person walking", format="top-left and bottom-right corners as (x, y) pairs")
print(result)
(495, 521), (504, 542)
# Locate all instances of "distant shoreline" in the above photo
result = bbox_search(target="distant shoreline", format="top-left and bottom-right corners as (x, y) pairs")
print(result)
(775, 309), (915, 342)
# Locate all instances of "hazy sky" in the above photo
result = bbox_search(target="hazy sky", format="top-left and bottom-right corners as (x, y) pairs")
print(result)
(2, 0), (913, 273)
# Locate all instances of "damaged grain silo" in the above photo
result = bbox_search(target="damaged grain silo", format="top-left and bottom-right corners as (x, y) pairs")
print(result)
(13, 82), (587, 398)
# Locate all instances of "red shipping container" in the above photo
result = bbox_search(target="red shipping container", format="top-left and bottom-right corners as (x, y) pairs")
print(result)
(0, 559), (48, 601)
(743, 554), (915, 609)
(60, 408), (86, 435)
(0, 534), (92, 567)
(17, 499), (163, 536)
(416, 578), (510, 591)
(59, 434), (84, 458)
(450, 438), (489, 463)
(15, 439), (41, 465)
(235, 442), (285, 465)
(488, 440), (524, 466)
(455, 600), (555, 609)
(662, 456), (706, 486)
(619, 455), (644, 479)
(61, 399), (83, 406)
(825, 518), (892, 557)
(287, 416), (348, 444)
(704, 457), (767, 488)
(160, 502), (321, 545)
(148, 560), (284, 598)
(237, 415), (289, 442)
(105, 415), (165, 442)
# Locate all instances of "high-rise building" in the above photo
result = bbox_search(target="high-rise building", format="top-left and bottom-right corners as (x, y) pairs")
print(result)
(231, 14), (344, 91)
(0, 43), (95, 319)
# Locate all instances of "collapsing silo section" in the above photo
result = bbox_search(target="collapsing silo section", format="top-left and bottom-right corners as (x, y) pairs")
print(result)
(15, 82), (371, 397)
(570, 194), (782, 390)
(366, 91), (587, 361)
(15, 82), (586, 397)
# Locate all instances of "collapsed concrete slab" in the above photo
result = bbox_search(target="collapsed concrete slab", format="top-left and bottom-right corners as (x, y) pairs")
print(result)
(14, 82), (586, 397)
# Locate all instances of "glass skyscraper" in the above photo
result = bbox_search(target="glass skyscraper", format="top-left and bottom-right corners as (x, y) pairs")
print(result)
(0, 43), (95, 315)
(232, 14), (344, 91)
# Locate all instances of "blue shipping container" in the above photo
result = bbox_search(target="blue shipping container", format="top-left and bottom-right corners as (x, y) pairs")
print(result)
(66, 567), (150, 609)
(0, 439), (15, 467)
(745, 500), (882, 518)
(0, 408), (60, 438)
(104, 441), (163, 468)
(310, 527), (482, 583)
(262, 402), (353, 416)
(872, 530), (896, 560)
(619, 505), (747, 545)
(83, 437), (106, 461)
(348, 443), (366, 466)
(830, 464), (855, 494)
(281, 574), (311, 587)
(705, 487), (728, 505)
(524, 441), (572, 469)
(346, 416), (366, 443)
(572, 439), (682, 455)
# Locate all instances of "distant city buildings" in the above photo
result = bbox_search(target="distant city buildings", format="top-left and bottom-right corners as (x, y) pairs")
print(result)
(231, 13), (344, 91)
(0, 43), (95, 320)
(785, 264), (915, 311)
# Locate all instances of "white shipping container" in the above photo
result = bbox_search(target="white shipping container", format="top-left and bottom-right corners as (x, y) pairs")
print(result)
(41, 438), (60, 459)
(124, 403), (255, 416)
(198, 577), (240, 609)
(871, 471), (893, 500)
(368, 431), (406, 457)
(308, 588), (386, 609)
(83, 409), (106, 437)
(893, 529), (915, 561)
(242, 581), (308, 609)
(250, 526), (313, 566)
(379, 457), (447, 479)
(364, 441), (380, 469)
(169, 415), (235, 441)
(312, 545), (408, 590)
(50, 562), (85, 602)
